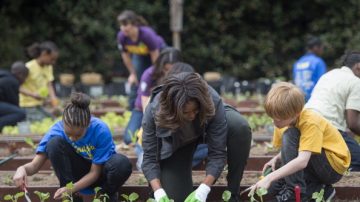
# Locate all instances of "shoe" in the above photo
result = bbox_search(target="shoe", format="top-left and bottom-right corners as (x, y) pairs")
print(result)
(275, 185), (308, 202)
(324, 185), (336, 202)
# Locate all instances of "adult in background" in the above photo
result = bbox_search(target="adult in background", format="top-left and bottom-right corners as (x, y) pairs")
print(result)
(0, 61), (28, 131)
(293, 36), (326, 101)
(13, 92), (132, 202)
(117, 10), (166, 110)
(20, 41), (59, 121)
(306, 51), (360, 171)
(142, 71), (252, 202)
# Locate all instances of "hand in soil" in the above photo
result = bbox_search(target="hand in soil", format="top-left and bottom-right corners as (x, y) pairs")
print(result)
(249, 176), (271, 198)
(13, 166), (28, 189)
(54, 187), (70, 200)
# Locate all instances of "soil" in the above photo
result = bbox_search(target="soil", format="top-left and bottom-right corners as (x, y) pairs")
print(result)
(2, 170), (360, 187)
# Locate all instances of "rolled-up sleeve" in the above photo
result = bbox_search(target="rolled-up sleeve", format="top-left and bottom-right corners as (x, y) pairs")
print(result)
(141, 103), (160, 182)
(205, 98), (227, 179)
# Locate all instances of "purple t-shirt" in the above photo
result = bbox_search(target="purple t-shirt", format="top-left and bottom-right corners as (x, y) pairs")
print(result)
(117, 26), (165, 56)
(134, 66), (155, 111)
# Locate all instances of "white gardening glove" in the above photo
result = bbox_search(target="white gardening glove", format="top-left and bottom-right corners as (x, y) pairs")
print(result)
(154, 188), (170, 202)
(185, 183), (211, 202)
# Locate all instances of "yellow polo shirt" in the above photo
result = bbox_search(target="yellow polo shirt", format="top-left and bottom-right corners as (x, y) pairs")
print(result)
(19, 59), (54, 107)
(272, 109), (351, 175)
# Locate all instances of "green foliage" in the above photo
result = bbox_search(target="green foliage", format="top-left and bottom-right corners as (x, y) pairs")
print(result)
(100, 111), (131, 134)
(245, 114), (273, 131)
(121, 192), (139, 202)
(222, 190), (231, 202)
(93, 187), (109, 202)
(34, 191), (50, 202)
(24, 137), (37, 149)
(3, 192), (24, 202)
(248, 187), (268, 202)
(62, 182), (74, 202)
(312, 188), (325, 202)
(1, 1), (360, 79)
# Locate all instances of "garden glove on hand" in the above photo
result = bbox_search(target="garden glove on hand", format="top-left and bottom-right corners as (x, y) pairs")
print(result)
(154, 188), (171, 202)
(185, 183), (211, 202)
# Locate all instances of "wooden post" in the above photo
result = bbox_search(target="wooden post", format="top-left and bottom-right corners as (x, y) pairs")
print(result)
(170, 0), (183, 50)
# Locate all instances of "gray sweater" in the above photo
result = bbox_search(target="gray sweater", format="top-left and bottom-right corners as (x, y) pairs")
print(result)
(141, 86), (227, 182)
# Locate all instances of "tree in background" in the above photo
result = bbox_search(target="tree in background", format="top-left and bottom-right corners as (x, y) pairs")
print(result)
(0, 0), (360, 80)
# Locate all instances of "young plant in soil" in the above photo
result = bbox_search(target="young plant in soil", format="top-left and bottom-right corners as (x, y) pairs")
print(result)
(146, 198), (174, 202)
(128, 129), (139, 145)
(3, 192), (24, 202)
(248, 187), (268, 202)
(62, 182), (74, 202)
(93, 187), (109, 202)
(34, 191), (50, 202)
(222, 190), (231, 202)
(121, 192), (139, 202)
(24, 137), (37, 150)
(312, 188), (325, 202)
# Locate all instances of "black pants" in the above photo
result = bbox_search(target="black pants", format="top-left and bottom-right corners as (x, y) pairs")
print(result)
(159, 107), (252, 201)
(270, 128), (343, 196)
(46, 136), (132, 195)
(0, 101), (26, 131)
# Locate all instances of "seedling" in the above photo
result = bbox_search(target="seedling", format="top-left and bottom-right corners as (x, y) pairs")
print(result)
(222, 190), (231, 202)
(62, 182), (74, 202)
(312, 188), (324, 202)
(3, 174), (13, 186)
(121, 192), (139, 202)
(24, 137), (37, 150)
(34, 191), (50, 202)
(146, 199), (156, 202)
(248, 187), (268, 202)
(93, 187), (109, 202)
(3, 192), (25, 202)
(128, 129), (139, 145)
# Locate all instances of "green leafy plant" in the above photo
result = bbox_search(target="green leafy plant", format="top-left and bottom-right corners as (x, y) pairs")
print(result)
(222, 190), (231, 202)
(93, 187), (109, 202)
(121, 192), (139, 202)
(312, 188), (325, 202)
(146, 199), (156, 202)
(3, 174), (13, 186)
(24, 137), (37, 150)
(4, 192), (25, 202)
(62, 182), (74, 202)
(128, 129), (139, 145)
(34, 191), (50, 202)
(248, 187), (268, 202)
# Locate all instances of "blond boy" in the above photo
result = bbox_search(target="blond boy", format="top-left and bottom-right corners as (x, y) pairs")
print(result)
(250, 82), (350, 201)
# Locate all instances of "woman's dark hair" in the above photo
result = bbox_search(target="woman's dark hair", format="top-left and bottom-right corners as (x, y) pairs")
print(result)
(342, 51), (360, 68)
(155, 72), (215, 130)
(306, 36), (322, 49)
(63, 92), (91, 128)
(152, 47), (183, 85)
(117, 10), (148, 26)
(27, 41), (58, 59)
(166, 62), (195, 76)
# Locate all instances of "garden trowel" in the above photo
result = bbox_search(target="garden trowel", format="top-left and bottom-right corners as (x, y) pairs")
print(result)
(24, 187), (32, 202)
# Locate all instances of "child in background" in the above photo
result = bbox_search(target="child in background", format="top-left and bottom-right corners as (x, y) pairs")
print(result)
(250, 82), (350, 201)
(13, 92), (132, 202)
(20, 41), (59, 121)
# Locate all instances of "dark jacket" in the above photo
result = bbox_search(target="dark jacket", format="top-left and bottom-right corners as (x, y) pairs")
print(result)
(141, 85), (227, 182)
(0, 70), (20, 106)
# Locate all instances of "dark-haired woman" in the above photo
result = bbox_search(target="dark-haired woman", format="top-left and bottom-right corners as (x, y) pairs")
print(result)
(13, 93), (132, 201)
(142, 71), (252, 202)
(117, 10), (166, 110)
(19, 41), (59, 121)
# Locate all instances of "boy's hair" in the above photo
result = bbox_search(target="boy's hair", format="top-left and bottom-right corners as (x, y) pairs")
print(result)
(264, 82), (305, 119)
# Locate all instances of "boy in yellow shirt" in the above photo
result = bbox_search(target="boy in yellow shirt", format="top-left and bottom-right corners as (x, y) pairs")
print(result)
(250, 82), (350, 201)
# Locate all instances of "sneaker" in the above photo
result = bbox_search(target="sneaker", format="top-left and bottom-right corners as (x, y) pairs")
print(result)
(275, 185), (308, 202)
(324, 185), (336, 202)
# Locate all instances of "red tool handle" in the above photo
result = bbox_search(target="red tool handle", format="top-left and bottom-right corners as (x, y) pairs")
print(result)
(295, 185), (301, 202)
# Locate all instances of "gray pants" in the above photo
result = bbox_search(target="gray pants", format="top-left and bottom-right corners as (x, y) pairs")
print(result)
(270, 127), (343, 196)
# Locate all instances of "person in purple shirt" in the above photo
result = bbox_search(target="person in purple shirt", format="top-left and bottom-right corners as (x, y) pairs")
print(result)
(293, 36), (327, 101)
(123, 48), (182, 149)
(117, 10), (166, 110)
